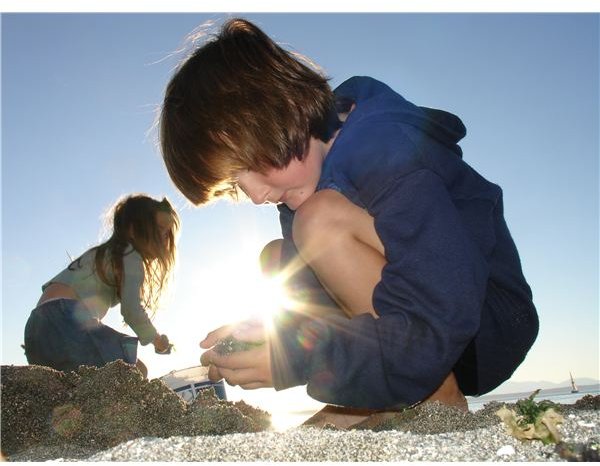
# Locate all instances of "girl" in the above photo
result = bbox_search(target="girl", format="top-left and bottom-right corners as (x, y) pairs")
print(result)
(24, 194), (179, 377)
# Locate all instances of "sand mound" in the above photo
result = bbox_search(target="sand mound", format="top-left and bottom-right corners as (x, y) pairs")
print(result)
(1, 360), (270, 457)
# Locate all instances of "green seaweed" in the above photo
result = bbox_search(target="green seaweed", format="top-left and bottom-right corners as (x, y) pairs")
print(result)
(496, 389), (564, 444)
(514, 389), (559, 426)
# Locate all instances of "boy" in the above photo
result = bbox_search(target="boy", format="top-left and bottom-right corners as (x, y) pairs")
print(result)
(159, 18), (538, 422)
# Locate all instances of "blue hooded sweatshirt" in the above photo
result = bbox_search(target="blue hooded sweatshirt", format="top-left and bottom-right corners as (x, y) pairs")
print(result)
(272, 76), (538, 409)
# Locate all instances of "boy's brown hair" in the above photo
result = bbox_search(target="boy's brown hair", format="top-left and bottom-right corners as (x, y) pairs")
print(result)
(159, 18), (340, 205)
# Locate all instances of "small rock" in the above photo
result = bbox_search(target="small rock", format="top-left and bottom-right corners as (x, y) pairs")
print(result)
(556, 440), (600, 462)
(577, 421), (596, 428)
(496, 445), (515, 456)
(573, 395), (600, 410)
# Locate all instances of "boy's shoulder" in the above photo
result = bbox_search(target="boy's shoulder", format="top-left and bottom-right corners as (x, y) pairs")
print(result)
(325, 77), (423, 180)
(332, 75), (465, 162)
(321, 76), (466, 208)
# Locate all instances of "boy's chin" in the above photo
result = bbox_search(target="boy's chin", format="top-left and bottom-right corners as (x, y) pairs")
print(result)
(284, 200), (300, 211)
(284, 195), (308, 211)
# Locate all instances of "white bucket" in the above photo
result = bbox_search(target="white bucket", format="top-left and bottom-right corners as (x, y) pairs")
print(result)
(160, 365), (227, 402)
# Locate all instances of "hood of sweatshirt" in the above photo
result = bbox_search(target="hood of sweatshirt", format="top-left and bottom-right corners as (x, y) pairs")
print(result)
(334, 76), (466, 158)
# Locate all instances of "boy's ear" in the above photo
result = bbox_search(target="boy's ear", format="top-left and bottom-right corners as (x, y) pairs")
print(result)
(338, 103), (356, 123)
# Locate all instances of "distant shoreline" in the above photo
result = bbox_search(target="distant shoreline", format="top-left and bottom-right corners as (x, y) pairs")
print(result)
(468, 383), (600, 402)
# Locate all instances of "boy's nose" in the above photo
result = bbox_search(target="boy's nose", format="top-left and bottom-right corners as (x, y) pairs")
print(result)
(248, 188), (269, 205)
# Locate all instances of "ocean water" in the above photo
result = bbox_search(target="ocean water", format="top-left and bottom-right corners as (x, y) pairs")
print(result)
(467, 384), (600, 411)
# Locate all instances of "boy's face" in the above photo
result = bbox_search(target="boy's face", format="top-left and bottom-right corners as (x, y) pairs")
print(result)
(236, 137), (325, 211)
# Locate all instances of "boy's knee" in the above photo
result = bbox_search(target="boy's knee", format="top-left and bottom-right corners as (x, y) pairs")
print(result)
(260, 239), (283, 276)
(292, 190), (350, 248)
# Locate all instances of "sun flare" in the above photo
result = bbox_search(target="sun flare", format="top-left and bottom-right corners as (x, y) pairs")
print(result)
(138, 234), (327, 430)
(177, 241), (300, 340)
(254, 274), (296, 320)
(215, 267), (296, 330)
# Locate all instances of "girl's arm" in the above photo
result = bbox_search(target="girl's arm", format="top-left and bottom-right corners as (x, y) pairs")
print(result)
(120, 250), (160, 346)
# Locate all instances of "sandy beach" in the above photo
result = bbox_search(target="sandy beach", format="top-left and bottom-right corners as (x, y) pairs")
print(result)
(2, 362), (598, 462)
(7, 408), (599, 462)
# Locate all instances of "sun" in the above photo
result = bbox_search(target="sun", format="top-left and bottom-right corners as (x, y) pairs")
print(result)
(252, 274), (296, 321)
(174, 239), (297, 340)
(211, 261), (294, 326)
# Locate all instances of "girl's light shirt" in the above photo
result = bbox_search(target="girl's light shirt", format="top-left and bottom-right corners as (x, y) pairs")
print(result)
(42, 245), (158, 345)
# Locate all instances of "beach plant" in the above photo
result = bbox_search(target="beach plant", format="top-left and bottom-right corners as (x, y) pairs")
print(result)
(496, 389), (564, 444)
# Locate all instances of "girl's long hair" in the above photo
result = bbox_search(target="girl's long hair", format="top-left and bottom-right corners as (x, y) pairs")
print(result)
(92, 194), (179, 315)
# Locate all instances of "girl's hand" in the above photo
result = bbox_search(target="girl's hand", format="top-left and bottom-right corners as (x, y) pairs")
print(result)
(153, 333), (172, 354)
(199, 319), (273, 389)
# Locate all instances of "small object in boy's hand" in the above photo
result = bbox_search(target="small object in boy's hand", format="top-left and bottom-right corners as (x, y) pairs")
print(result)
(214, 335), (264, 356)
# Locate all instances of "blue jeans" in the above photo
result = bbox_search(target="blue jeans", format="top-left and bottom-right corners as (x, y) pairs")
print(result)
(24, 298), (138, 372)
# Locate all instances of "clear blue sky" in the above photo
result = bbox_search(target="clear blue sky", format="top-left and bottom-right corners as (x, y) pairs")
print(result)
(2, 13), (598, 414)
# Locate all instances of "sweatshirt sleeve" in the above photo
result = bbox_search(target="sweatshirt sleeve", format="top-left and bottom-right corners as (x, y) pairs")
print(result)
(120, 251), (159, 346)
(272, 169), (489, 408)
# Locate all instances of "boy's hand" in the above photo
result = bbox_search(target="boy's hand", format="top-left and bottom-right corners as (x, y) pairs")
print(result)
(199, 319), (273, 389)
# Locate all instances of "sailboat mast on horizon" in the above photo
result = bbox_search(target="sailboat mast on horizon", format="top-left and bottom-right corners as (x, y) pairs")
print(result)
(570, 372), (579, 393)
